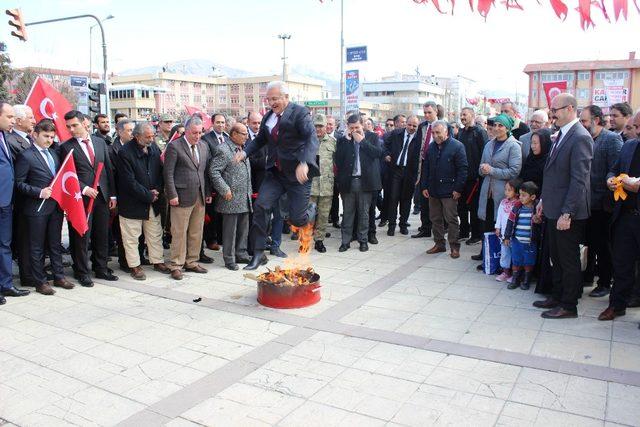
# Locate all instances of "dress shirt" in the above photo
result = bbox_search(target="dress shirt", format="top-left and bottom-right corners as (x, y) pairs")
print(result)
(14, 129), (32, 144)
(398, 130), (415, 166)
(266, 113), (279, 133)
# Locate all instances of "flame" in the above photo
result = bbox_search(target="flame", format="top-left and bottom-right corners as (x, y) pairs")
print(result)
(258, 265), (316, 286)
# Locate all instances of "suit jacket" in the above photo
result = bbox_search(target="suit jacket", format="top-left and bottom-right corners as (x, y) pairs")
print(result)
(6, 130), (32, 161)
(590, 129), (623, 211)
(0, 131), (14, 207)
(335, 131), (383, 193)
(384, 129), (421, 173)
(512, 120), (530, 141)
(244, 102), (319, 181)
(58, 135), (116, 204)
(208, 139), (252, 214)
(163, 136), (210, 207)
(117, 140), (164, 220)
(248, 131), (268, 192)
(202, 130), (230, 149)
(541, 121), (593, 220)
(607, 138), (640, 223)
(14, 144), (61, 216)
(108, 136), (124, 169)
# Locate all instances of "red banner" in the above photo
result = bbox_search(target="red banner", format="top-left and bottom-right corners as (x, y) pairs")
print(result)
(542, 81), (568, 107)
(184, 106), (212, 130)
(50, 150), (88, 236)
(26, 77), (73, 141)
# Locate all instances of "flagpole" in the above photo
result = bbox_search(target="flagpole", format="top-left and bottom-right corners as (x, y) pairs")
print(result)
(24, 76), (39, 104)
(36, 148), (74, 212)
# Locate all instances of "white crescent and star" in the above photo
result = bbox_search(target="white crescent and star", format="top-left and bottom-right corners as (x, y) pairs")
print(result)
(61, 171), (82, 200)
(39, 97), (58, 121)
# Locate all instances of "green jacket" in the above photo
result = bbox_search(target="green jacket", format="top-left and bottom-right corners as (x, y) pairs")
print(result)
(310, 134), (336, 197)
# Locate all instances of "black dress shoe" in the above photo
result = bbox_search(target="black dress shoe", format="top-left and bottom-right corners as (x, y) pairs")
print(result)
(627, 297), (640, 308)
(533, 298), (559, 309)
(589, 286), (610, 298)
(359, 242), (369, 252)
(411, 229), (431, 238)
(471, 254), (482, 261)
(378, 220), (388, 228)
(1, 286), (30, 297)
(199, 253), (214, 264)
(339, 244), (350, 252)
(270, 247), (288, 258)
(77, 276), (94, 287)
(332, 222), (341, 229)
(141, 257), (151, 266)
(412, 207), (420, 215)
(325, 232), (331, 238)
(235, 256), (252, 264)
(225, 263), (239, 271)
(244, 251), (268, 270)
(541, 307), (578, 319)
(315, 240), (327, 253)
(387, 228), (395, 236)
(399, 227), (409, 235)
(95, 272), (119, 281)
(368, 234), (378, 244)
(119, 264), (131, 273)
(0, 295), (5, 304)
(465, 237), (482, 245)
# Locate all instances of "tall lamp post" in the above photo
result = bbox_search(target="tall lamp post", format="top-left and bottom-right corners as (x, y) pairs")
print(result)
(277, 33), (291, 82)
(89, 14), (114, 85)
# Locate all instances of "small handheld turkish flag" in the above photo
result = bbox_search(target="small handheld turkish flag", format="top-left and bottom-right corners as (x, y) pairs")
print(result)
(185, 105), (212, 130)
(50, 150), (89, 236)
(542, 81), (568, 108)
(25, 77), (73, 141)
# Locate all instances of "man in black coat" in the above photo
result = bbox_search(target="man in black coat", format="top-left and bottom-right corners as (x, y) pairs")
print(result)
(14, 119), (74, 295)
(59, 110), (118, 287)
(238, 81), (319, 270)
(411, 104), (437, 238)
(116, 122), (170, 280)
(383, 115), (421, 236)
(335, 114), (383, 252)
(457, 107), (488, 244)
(421, 121), (468, 259)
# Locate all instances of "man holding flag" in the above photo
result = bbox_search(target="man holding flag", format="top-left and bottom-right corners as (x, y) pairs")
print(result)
(15, 119), (75, 295)
(59, 110), (118, 287)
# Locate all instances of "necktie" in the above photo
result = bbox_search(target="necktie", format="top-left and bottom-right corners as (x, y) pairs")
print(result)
(82, 139), (95, 165)
(218, 135), (224, 144)
(421, 124), (432, 160)
(271, 114), (282, 141)
(353, 141), (361, 176)
(27, 134), (35, 145)
(398, 133), (411, 166)
(191, 144), (199, 166)
(549, 130), (563, 158)
(43, 149), (56, 175)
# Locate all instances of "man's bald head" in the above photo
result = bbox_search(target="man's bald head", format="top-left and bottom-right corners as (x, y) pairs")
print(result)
(229, 123), (249, 146)
(247, 111), (262, 134)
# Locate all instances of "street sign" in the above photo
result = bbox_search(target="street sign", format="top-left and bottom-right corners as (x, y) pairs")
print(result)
(346, 46), (367, 62)
(345, 70), (360, 111)
(70, 75), (88, 89)
(305, 100), (328, 107)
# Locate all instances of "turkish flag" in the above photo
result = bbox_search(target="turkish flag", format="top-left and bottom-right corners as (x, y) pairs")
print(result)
(25, 77), (73, 141)
(184, 105), (212, 130)
(50, 150), (89, 236)
(542, 81), (568, 107)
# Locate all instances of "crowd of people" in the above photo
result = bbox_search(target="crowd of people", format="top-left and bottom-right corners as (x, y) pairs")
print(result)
(0, 82), (639, 323)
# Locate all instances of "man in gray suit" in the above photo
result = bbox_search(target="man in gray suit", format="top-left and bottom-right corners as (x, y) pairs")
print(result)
(209, 123), (253, 270)
(164, 116), (212, 280)
(534, 93), (594, 319)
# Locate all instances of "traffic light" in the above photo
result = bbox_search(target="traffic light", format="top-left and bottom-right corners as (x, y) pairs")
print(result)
(6, 9), (27, 41)
(88, 83), (105, 115)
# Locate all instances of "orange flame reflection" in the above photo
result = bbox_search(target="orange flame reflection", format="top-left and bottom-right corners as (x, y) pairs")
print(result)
(257, 222), (315, 286)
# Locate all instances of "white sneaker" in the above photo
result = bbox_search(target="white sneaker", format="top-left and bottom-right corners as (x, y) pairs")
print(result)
(495, 272), (509, 282)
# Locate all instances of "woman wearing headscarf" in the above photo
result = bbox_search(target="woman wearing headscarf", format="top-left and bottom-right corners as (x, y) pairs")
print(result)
(519, 128), (552, 189)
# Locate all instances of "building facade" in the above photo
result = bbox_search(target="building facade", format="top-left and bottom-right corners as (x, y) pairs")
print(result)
(361, 75), (445, 117)
(524, 53), (640, 112)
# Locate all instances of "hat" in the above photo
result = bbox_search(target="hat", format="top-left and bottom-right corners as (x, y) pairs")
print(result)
(491, 113), (514, 131)
(313, 113), (327, 126)
(159, 113), (174, 122)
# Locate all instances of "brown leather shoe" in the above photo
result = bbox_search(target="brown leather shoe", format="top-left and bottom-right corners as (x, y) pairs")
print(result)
(130, 266), (146, 281)
(450, 247), (460, 259)
(170, 269), (183, 280)
(153, 263), (170, 274)
(541, 307), (578, 319)
(598, 306), (626, 321)
(36, 283), (55, 295)
(207, 243), (221, 251)
(53, 279), (74, 289)
(185, 264), (207, 274)
(426, 245), (446, 254)
(533, 298), (559, 309)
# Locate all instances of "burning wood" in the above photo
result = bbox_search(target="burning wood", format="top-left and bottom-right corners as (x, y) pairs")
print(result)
(257, 266), (317, 287)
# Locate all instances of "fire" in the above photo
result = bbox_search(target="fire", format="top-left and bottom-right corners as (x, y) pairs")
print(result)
(257, 265), (317, 286)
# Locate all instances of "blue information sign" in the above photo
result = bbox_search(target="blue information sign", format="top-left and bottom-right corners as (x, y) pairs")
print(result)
(346, 46), (367, 62)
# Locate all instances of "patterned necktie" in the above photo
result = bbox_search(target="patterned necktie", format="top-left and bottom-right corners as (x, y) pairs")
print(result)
(218, 135), (224, 144)
(191, 144), (199, 166)
(271, 114), (282, 141)
(82, 139), (95, 165)
(43, 149), (56, 175)
(421, 124), (432, 160)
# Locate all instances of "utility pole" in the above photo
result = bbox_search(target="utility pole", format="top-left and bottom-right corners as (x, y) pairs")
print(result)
(89, 15), (114, 85)
(278, 33), (291, 82)
(339, 0), (345, 122)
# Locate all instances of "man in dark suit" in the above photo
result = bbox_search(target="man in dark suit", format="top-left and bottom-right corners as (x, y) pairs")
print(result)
(93, 114), (113, 145)
(599, 112), (640, 321)
(326, 115), (343, 228)
(335, 114), (383, 252)
(0, 101), (30, 305)
(534, 94), (593, 319)
(238, 81), (319, 270)
(164, 116), (212, 280)
(59, 110), (118, 287)
(411, 104), (437, 238)
(579, 105), (623, 298)
(383, 115), (420, 236)
(15, 119), (74, 295)
(609, 102), (633, 142)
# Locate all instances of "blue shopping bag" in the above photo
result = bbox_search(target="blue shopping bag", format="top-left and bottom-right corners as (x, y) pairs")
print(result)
(482, 232), (501, 275)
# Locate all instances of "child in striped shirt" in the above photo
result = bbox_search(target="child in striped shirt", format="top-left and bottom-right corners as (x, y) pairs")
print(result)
(503, 181), (540, 290)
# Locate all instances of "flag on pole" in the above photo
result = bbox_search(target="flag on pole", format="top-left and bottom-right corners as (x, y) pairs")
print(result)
(50, 150), (89, 236)
(542, 81), (568, 107)
(25, 77), (73, 141)
(184, 105), (212, 130)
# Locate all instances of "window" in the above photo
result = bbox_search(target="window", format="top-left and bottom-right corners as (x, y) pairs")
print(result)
(230, 84), (239, 93)
(219, 96), (227, 104)
(244, 83), (254, 92)
(577, 88), (589, 99)
(541, 72), (574, 82)
(595, 70), (630, 80)
(532, 73), (538, 81)
(230, 95), (239, 105)
(194, 95), (201, 103)
(577, 71), (590, 80)
(532, 89), (537, 98)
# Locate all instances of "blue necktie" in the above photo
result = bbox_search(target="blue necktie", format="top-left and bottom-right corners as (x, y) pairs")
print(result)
(43, 149), (56, 175)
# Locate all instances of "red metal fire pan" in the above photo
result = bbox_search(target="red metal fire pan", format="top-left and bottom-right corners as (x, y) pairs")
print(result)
(257, 273), (321, 309)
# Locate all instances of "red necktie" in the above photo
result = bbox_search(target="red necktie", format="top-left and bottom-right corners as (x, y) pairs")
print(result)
(270, 114), (281, 141)
(82, 139), (95, 166)
(421, 125), (432, 160)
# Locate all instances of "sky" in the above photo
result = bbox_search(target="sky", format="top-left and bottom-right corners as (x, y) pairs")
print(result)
(4, 0), (640, 95)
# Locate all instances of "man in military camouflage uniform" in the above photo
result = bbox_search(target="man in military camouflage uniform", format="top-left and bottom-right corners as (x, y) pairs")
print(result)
(310, 114), (336, 253)
(155, 114), (174, 152)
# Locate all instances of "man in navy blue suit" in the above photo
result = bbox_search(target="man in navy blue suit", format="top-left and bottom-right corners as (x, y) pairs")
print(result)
(235, 81), (319, 270)
(0, 100), (30, 305)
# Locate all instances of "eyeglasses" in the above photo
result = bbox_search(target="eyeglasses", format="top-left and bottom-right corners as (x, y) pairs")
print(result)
(550, 105), (570, 114)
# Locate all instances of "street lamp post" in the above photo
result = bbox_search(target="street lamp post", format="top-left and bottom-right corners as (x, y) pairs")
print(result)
(89, 14), (114, 85)
(25, 14), (112, 120)
(277, 33), (291, 82)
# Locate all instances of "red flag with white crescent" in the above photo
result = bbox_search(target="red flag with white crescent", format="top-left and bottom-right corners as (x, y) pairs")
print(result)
(184, 105), (212, 130)
(542, 81), (568, 107)
(25, 77), (73, 141)
(50, 150), (88, 236)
